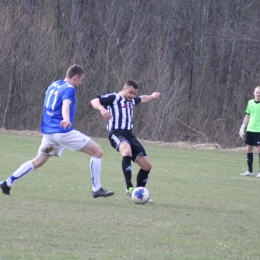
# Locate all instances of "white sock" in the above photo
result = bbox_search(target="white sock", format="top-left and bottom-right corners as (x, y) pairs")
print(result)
(6, 161), (34, 186)
(90, 157), (102, 192)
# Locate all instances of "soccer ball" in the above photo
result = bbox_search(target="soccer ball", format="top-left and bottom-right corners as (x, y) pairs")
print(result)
(131, 187), (149, 204)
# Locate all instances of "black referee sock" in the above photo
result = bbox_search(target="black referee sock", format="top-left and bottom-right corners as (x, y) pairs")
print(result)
(247, 153), (253, 173)
(122, 156), (133, 189)
(137, 169), (150, 187)
(258, 154), (260, 173)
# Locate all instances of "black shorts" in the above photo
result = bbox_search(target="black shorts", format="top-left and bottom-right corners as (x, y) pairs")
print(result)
(245, 131), (260, 146)
(108, 130), (147, 162)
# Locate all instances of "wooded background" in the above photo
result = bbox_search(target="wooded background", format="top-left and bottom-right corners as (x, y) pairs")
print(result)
(1, 0), (259, 148)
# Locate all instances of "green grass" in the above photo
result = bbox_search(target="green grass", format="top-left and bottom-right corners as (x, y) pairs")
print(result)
(1, 132), (260, 259)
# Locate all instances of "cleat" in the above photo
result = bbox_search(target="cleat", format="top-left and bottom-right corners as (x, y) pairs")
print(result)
(0, 181), (11, 195)
(257, 172), (260, 178)
(92, 187), (114, 198)
(126, 187), (134, 196)
(240, 171), (254, 176)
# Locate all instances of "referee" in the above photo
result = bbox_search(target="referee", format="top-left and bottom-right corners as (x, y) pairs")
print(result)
(91, 80), (161, 202)
(239, 86), (260, 177)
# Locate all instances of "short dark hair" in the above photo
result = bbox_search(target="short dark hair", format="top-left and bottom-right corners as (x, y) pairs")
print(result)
(66, 64), (85, 79)
(125, 80), (138, 89)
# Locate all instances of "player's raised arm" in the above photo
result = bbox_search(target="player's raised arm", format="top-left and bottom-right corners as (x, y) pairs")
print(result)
(140, 92), (161, 103)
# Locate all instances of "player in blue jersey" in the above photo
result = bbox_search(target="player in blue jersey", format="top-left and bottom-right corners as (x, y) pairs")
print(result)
(0, 64), (114, 198)
(91, 80), (160, 202)
(239, 86), (260, 177)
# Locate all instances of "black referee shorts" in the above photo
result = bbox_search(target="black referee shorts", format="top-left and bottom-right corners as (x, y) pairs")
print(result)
(245, 131), (260, 146)
(108, 130), (147, 162)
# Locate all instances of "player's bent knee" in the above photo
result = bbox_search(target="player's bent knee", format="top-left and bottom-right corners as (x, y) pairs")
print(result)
(142, 163), (152, 171)
(121, 151), (132, 157)
(147, 164), (152, 171)
(92, 148), (103, 158)
(96, 150), (103, 158)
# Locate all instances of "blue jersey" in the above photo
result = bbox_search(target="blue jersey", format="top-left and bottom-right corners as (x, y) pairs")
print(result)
(41, 79), (76, 134)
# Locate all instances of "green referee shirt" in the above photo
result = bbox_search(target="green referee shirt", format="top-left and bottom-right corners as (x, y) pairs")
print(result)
(245, 99), (260, 132)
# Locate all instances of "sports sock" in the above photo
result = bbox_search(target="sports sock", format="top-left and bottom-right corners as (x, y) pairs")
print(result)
(258, 154), (260, 173)
(6, 161), (34, 187)
(90, 157), (101, 192)
(136, 169), (150, 187)
(122, 156), (133, 189)
(247, 153), (253, 173)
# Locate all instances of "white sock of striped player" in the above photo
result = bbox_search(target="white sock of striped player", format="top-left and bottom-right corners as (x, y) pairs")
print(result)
(6, 161), (34, 187)
(90, 157), (101, 192)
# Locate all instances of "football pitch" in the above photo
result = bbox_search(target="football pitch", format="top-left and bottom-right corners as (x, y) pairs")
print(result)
(1, 132), (260, 260)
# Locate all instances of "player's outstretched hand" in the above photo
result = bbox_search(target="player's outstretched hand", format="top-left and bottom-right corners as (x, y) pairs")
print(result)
(151, 92), (161, 100)
(239, 124), (245, 139)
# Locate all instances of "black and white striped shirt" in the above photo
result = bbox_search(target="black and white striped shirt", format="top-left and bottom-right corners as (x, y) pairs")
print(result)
(98, 92), (141, 132)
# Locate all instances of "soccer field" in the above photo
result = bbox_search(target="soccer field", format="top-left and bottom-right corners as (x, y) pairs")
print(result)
(1, 132), (260, 260)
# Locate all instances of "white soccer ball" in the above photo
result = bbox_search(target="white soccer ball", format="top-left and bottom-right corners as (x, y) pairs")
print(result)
(131, 187), (149, 204)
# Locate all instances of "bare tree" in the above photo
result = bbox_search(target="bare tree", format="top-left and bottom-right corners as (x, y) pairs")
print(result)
(1, 0), (260, 147)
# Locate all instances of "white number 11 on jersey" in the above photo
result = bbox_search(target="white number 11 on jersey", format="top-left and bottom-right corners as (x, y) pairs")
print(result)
(46, 89), (58, 110)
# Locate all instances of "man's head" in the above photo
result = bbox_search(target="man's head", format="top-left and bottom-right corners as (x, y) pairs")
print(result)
(254, 86), (260, 101)
(65, 64), (85, 88)
(121, 80), (139, 101)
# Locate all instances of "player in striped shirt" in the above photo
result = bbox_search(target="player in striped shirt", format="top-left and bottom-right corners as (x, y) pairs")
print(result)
(239, 86), (260, 177)
(91, 80), (161, 202)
